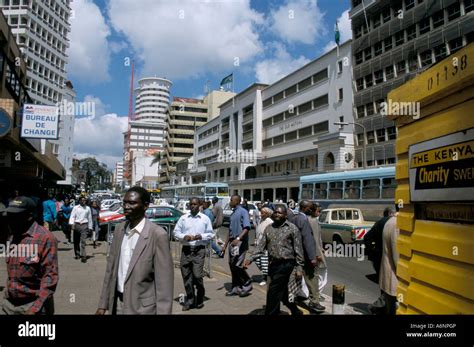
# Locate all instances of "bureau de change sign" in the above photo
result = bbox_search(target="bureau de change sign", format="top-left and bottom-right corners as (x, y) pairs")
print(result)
(20, 104), (59, 140)
(409, 128), (474, 201)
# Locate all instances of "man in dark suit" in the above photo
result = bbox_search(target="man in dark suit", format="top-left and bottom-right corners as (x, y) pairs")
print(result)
(96, 187), (174, 315)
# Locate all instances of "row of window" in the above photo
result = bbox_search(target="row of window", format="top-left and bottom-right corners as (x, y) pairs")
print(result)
(262, 68), (328, 108)
(198, 124), (220, 140)
(26, 55), (64, 86)
(23, 34), (66, 72)
(262, 94), (329, 128)
(355, 2), (470, 65)
(198, 154), (218, 167)
(301, 177), (396, 200)
(262, 121), (329, 148)
(198, 139), (219, 154)
(261, 156), (315, 175)
(356, 127), (397, 146)
(356, 37), (465, 92)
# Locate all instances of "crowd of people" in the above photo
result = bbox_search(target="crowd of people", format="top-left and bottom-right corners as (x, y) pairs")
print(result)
(1, 186), (399, 316)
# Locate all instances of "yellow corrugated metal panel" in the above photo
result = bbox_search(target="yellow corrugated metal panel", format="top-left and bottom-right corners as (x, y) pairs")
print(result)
(397, 212), (415, 233)
(405, 281), (474, 314)
(398, 232), (413, 258)
(388, 43), (474, 106)
(409, 253), (474, 300)
(405, 306), (427, 314)
(395, 184), (410, 210)
(397, 257), (411, 282)
(396, 98), (474, 155)
(396, 157), (409, 180)
(397, 305), (408, 314)
(412, 220), (474, 265)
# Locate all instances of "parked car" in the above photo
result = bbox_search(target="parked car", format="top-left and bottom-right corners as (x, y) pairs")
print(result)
(99, 208), (125, 226)
(318, 208), (375, 244)
(145, 205), (183, 225)
(101, 199), (121, 210)
(174, 200), (190, 214)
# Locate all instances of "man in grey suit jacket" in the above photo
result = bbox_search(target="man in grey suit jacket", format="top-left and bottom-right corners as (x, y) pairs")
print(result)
(96, 187), (174, 315)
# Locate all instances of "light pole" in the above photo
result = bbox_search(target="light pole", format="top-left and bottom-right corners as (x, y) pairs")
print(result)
(334, 121), (367, 169)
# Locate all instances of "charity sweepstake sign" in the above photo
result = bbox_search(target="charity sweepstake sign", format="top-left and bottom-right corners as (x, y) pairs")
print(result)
(409, 128), (474, 201)
(21, 104), (59, 140)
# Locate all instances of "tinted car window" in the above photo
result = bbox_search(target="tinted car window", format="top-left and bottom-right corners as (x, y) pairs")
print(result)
(319, 211), (328, 223)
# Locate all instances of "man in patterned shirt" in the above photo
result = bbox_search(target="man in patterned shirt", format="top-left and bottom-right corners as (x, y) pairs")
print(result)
(244, 206), (304, 315)
(3, 196), (58, 315)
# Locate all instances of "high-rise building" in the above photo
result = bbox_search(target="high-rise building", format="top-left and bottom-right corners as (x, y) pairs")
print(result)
(135, 77), (172, 123)
(160, 90), (234, 185)
(114, 161), (123, 187)
(55, 80), (75, 186)
(350, 0), (473, 167)
(0, 0), (71, 106)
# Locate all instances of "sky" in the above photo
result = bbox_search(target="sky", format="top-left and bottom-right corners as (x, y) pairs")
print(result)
(67, 0), (352, 169)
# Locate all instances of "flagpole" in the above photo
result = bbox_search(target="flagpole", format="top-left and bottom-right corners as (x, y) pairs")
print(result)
(232, 71), (235, 108)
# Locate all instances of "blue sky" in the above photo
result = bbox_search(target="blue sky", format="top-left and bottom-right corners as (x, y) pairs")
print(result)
(68, 0), (351, 169)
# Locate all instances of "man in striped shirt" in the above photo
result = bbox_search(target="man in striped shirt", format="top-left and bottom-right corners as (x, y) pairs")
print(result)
(3, 196), (58, 315)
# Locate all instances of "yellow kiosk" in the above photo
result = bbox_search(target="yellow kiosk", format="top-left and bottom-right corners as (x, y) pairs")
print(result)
(388, 43), (474, 314)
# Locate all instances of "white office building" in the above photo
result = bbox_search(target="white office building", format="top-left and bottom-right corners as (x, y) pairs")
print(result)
(193, 40), (354, 201)
(114, 161), (124, 187)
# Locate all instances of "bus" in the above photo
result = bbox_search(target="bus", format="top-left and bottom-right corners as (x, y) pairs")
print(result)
(299, 166), (396, 221)
(160, 183), (230, 204)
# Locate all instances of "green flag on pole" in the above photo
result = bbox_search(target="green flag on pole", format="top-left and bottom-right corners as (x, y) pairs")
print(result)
(220, 73), (233, 86)
(335, 21), (340, 46)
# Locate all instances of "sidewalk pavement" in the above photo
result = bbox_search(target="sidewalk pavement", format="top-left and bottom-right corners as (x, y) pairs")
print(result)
(0, 229), (360, 315)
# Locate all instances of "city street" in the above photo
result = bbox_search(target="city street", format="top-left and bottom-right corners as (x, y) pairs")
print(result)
(0, 226), (376, 315)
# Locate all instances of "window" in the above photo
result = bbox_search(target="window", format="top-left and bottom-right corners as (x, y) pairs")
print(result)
(344, 180), (361, 199)
(315, 183), (327, 199)
(301, 184), (314, 199)
(366, 103), (375, 116)
(298, 101), (312, 114)
(298, 76), (312, 90)
(367, 131), (375, 144)
(285, 131), (297, 142)
(384, 37), (393, 52)
(329, 181), (343, 199)
(395, 31), (404, 46)
(373, 14), (381, 29)
(406, 25), (416, 41)
(405, 0), (415, 10)
(466, 0), (474, 13)
(273, 135), (284, 145)
(355, 52), (363, 65)
(385, 65), (394, 80)
(397, 60), (406, 75)
(262, 98), (272, 108)
(298, 126), (312, 138)
(374, 70), (384, 84)
(337, 61), (343, 74)
(377, 129), (386, 142)
(313, 94), (329, 108)
(387, 126), (397, 140)
(263, 138), (272, 148)
(314, 121), (329, 134)
(449, 37), (463, 54)
(364, 47), (372, 61)
(285, 85), (297, 97)
(273, 113), (284, 124)
(263, 118), (273, 127)
(420, 49), (432, 67)
(338, 88), (343, 101)
(365, 74), (373, 88)
(434, 44), (447, 61)
(382, 177), (396, 199)
(319, 211), (328, 223)
(374, 42), (383, 56)
(382, 7), (391, 22)
(357, 105), (365, 118)
(419, 17), (430, 35)
(362, 179), (380, 199)
(356, 78), (364, 91)
(408, 55), (418, 71)
(273, 91), (284, 103)
(432, 10), (444, 28)
(447, 2), (460, 21)
(357, 133), (365, 145)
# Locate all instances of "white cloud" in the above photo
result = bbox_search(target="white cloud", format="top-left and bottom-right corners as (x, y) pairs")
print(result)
(323, 9), (352, 53)
(82, 94), (109, 117)
(269, 0), (326, 45)
(255, 42), (310, 84)
(109, 41), (128, 54)
(67, 0), (112, 83)
(107, 0), (264, 80)
(73, 112), (128, 169)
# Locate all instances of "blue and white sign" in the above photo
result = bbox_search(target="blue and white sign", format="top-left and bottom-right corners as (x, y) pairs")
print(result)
(0, 108), (12, 138)
(21, 104), (59, 139)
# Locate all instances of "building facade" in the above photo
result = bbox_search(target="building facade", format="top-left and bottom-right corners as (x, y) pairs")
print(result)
(193, 40), (354, 201)
(113, 161), (123, 187)
(350, 0), (473, 167)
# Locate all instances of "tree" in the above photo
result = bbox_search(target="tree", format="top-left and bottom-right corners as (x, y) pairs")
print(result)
(71, 157), (113, 192)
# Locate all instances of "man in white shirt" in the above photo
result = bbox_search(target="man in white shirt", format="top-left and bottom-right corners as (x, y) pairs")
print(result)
(97, 187), (173, 314)
(69, 197), (92, 263)
(174, 197), (214, 311)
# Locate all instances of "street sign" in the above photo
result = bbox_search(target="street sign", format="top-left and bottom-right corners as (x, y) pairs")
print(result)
(409, 128), (474, 201)
(0, 108), (12, 138)
(20, 104), (59, 139)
